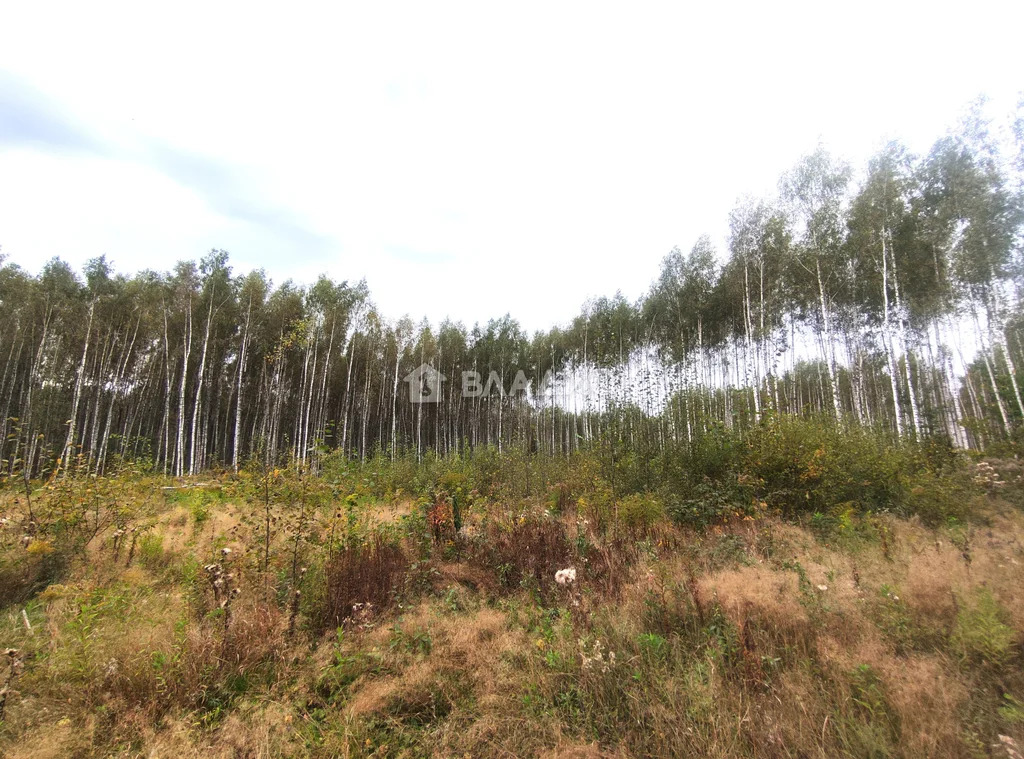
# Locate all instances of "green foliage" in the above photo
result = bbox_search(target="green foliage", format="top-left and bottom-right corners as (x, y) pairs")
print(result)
(904, 468), (973, 525)
(654, 415), (982, 527)
(636, 632), (668, 662)
(616, 492), (664, 531)
(138, 533), (165, 569)
(953, 589), (1017, 667)
(704, 533), (752, 570)
(59, 584), (138, 679)
(663, 476), (754, 527)
(389, 624), (434, 656)
(743, 416), (905, 516)
(999, 693), (1024, 724)
(842, 663), (900, 755)
(165, 486), (225, 526)
(313, 628), (388, 707)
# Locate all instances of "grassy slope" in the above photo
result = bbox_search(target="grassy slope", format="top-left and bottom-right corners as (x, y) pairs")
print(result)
(1, 464), (1024, 758)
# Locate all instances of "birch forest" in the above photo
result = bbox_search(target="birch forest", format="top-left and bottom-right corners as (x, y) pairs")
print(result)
(3, 104), (1024, 478)
(10, 100), (1024, 759)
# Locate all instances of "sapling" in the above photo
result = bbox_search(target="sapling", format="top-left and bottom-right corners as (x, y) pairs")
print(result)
(289, 465), (307, 594)
(263, 467), (272, 602)
(124, 527), (140, 567)
(22, 462), (35, 532)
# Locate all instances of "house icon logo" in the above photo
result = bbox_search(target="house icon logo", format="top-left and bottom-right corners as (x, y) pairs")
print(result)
(404, 364), (446, 404)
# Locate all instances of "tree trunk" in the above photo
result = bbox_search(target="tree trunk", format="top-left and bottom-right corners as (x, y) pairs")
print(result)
(62, 297), (96, 473)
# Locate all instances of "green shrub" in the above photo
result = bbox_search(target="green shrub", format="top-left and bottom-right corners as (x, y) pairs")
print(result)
(904, 469), (972, 525)
(659, 415), (977, 525)
(953, 589), (1017, 667)
(617, 492), (664, 531)
(164, 486), (224, 526)
(576, 478), (616, 534)
(663, 476), (754, 527)
(842, 663), (900, 754)
(190, 498), (210, 525)
(138, 533), (165, 569)
(742, 416), (906, 516)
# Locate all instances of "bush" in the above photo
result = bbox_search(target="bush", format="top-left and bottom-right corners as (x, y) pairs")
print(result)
(953, 589), (1017, 667)
(663, 476), (755, 528)
(164, 486), (225, 525)
(311, 534), (410, 633)
(659, 416), (968, 524)
(138, 533), (166, 569)
(904, 468), (972, 525)
(469, 515), (571, 598)
(0, 546), (69, 608)
(617, 492), (664, 531)
(742, 416), (905, 516)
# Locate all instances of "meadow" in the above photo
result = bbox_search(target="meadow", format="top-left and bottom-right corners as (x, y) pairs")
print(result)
(2, 417), (1024, 758)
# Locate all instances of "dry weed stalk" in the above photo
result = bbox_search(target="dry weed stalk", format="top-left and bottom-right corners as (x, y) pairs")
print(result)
(205, 547), (241, 633)
(0, 648), (23, 722)
(683, 561), (706, 627)
(124, 527), (141, 567)
(288, 566), (307, 637)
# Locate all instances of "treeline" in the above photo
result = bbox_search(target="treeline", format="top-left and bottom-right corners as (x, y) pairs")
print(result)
(2, 100), (1024, 476)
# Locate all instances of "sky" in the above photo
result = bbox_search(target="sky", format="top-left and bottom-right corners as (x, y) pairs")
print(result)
(1, 1), (1021, 334)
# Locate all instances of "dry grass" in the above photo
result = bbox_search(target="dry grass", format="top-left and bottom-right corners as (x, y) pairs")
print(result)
(2, 472), (1024, 757)
(312, 533), (410, 633)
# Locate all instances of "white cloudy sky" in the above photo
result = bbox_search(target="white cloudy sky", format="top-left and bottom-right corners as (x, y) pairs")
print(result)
(0, 1), (1021, 333)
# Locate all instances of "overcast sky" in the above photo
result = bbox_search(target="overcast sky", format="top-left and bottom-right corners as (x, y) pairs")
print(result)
(1, 1), (1021, 333)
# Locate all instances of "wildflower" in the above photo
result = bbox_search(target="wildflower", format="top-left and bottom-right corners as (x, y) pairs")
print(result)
(555, 567), (577, 586)
(580, 638), (614, 673)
